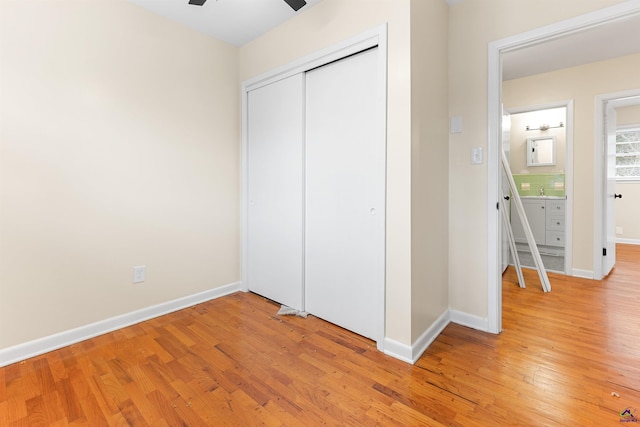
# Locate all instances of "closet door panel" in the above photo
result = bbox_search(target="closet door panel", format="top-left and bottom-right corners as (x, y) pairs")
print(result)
(247, 74), (304, 310)
(305, 48), (384, 340)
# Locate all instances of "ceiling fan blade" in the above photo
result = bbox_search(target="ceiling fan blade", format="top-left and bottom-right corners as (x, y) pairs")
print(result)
(283, 0), (306, 11)
(188, 0), (207, 5)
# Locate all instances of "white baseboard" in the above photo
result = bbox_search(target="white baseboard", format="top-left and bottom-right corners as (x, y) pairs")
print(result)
(572, 269), (594, 279)
(0, 281), (241, 368)
(449, 309), (489, 331)
(382, 337), (413, 364)
(384, 309), (451, 365)
(617, 238), (640, 245)
(409, 309), (450, 363)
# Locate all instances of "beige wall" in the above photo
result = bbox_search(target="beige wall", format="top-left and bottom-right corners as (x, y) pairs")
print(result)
(410, 0), (449, 342)
(4, 0), (633, 356)
(0, 1), (240, 349)
(448, 0), (626, 319)
(241, 0), (414, 345)
(509, 108), (567, 175)
(503, 53), (640, 272)
(615, 104), (640, 241)
(617, 105), (640, 125)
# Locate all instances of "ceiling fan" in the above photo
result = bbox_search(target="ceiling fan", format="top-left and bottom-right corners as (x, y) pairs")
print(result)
(188, 0), (307, 12)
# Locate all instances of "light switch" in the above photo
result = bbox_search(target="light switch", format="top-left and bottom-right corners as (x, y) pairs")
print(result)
(471, 147), (483, 165)
(450, 116), (463, 134)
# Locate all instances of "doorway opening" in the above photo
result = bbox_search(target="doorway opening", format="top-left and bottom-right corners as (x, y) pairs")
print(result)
(504, 103), (573, 276)
(487, 3), (640, 334)
(594, 91), (640, 279)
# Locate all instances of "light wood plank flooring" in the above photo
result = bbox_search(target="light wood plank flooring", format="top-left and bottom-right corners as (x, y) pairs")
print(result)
(1, 244), (639, 425)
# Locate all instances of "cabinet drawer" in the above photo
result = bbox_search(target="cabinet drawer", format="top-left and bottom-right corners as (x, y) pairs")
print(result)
(546, 231), (565, 247)
(546, 214), (565, 231)
(546, 200), (565, 214)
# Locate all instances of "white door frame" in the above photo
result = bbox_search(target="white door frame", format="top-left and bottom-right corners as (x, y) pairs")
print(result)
(594, 90), (640, 279)
(241, 25), (388, 349)
(506, 101), (574, 276)
(487, 1), (640, 334)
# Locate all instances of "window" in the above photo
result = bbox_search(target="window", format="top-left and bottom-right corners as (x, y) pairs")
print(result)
(616, 127), (640, 180)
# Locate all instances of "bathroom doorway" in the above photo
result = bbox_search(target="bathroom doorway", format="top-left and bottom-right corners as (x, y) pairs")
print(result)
(504, 104), (573, 275)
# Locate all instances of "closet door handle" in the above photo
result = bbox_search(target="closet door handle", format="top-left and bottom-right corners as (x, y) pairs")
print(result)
(615, 193), (623, 199)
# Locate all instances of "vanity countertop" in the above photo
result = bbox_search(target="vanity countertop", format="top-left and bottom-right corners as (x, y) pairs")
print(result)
(519, 195), (565, 200)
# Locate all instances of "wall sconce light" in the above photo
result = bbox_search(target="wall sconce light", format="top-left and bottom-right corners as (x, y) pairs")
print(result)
(526, 122), (564, 131)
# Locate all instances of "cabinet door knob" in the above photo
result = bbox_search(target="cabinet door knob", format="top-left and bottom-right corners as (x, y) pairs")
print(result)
(615, 193), (623, 199)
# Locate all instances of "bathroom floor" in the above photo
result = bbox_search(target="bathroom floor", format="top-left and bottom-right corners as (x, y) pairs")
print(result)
(515, 251), (565, 274)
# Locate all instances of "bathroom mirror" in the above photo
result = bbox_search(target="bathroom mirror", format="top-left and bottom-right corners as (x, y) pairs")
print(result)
(527, 136), (556, 166)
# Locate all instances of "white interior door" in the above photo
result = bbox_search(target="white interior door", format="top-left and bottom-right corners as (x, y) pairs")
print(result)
(501, 109), (511, 272)
(602, 103), (617, 276)
(304, 48), (384, 340)
(247, 74), (304, 310)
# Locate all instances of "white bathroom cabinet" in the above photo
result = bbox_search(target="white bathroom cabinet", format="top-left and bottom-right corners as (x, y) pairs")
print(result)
(511, 197), (565, 249)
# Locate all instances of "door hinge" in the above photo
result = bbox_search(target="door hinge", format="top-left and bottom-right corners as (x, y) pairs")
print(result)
(603, 248), (607, 256)
(496, 202), (500, 210)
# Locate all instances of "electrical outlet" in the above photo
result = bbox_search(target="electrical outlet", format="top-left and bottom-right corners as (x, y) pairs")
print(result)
(616, 226), (623, 235)
(133, 265), (146, 283)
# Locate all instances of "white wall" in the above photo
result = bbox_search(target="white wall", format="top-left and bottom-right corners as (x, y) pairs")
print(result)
(503, 53), (640, 273)
(615, 104), (640, 243)
(448, 0), (627, 320)
(0, 1), (240, 349)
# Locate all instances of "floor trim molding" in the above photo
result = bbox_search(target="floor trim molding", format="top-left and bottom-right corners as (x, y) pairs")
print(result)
(572, 269), (594, 279)
(617, 238), (640, 246)
(383, 337), (413, 364)
(410, 309), (451, 363)
(0, 282), (241, 368)
(450, 309), (489, 332)
(384, 309), (451, 364)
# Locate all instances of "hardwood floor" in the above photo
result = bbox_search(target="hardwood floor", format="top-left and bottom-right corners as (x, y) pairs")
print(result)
(2, 244), (639, 426)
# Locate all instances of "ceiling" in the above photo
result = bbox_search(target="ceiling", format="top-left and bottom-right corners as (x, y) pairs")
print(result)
(127, 0), (323, 46)
(503, 14), (640, 81)
(127, 1), (640, 79)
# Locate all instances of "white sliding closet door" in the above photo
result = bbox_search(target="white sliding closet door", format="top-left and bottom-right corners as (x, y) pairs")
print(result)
(305, 48), (384, 340)
(247, 74), (304, 310)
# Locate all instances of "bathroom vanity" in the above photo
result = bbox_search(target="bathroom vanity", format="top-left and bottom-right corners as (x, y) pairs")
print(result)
(511, 196), (565, 255)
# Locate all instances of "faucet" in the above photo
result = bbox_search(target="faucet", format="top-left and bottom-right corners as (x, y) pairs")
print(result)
(539, 185), (545, 196)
